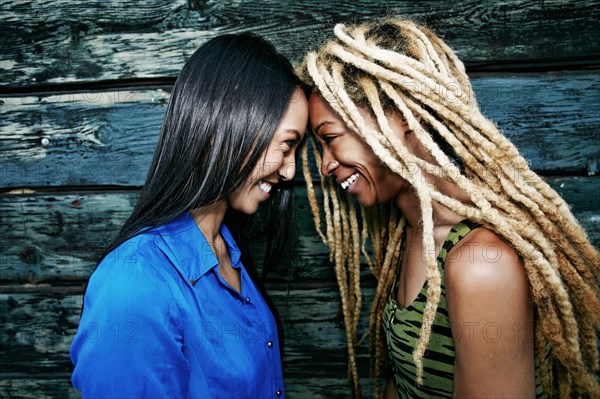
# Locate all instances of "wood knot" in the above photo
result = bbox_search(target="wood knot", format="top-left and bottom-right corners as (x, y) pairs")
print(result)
(188, 0), (206, 11)
(587, 156), (598, 176)
(7, 296), (19, 311)
(19, 245), (43, 265)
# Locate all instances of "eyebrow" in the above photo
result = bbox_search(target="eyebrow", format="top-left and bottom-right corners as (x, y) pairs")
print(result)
(314, 121), (335, 135)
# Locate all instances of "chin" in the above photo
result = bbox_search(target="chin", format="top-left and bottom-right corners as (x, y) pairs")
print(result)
(229, 199), (260, 215)
(355, 194), (376, 207)
(239, 204), (260, 215)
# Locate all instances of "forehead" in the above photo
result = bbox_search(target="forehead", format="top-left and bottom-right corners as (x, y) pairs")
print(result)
(308, 93), (343, 125)
(309, 92), (334, 112)
(308, 92), (378, 131)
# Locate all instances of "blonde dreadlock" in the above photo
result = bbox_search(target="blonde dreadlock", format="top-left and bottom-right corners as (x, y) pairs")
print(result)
(298, 18), (600, 398)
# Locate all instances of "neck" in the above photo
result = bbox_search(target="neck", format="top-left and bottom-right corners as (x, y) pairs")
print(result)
(395, 186), (421, 230)
(394, 183), (470, 234)
(190, 200), (229, 241)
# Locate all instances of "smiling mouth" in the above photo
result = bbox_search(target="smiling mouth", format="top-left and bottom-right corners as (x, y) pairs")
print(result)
(340, 173), (359, 190)
(259, 181), (273, 194)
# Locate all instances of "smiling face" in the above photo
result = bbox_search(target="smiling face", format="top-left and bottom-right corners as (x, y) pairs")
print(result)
(309, 92), (413, 207)
(228, 88), (308, 214)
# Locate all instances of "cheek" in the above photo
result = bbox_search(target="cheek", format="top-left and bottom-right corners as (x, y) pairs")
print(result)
(273, 154), (285, 169)
(330, 141), (355, 163)
(258, 151), (284, 176)
(355, 146), (381, 174)
(249, 164), (268, 182)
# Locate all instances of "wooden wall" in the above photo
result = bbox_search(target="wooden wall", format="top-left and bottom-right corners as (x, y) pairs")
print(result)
(1, 1), (599, 398)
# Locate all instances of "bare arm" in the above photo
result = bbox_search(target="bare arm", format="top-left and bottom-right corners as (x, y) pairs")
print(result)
(445, 229), (535, 398)
(383, 377), (397, 399)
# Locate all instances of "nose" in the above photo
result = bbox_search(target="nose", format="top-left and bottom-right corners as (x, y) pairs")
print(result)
(320, 152), (339, 176)
(278, 155), (296, 182)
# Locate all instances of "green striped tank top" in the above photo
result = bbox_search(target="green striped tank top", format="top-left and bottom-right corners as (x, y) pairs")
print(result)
(382, 220), (545, 398)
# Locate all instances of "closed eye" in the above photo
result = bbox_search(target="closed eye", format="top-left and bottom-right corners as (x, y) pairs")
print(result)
(284, 139), (299, 149)
(322, 135), (336, 144)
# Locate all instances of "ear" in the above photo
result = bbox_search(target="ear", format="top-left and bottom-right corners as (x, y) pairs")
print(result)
(387, 111), (414, 142)
(408, 113), (422, 128)
(394, 109), (421, 130)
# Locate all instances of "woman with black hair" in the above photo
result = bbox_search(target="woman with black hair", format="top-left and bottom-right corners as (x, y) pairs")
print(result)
(70, 33), (308, 398)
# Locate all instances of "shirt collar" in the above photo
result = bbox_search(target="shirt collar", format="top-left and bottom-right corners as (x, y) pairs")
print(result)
(153, 211), (241, 282)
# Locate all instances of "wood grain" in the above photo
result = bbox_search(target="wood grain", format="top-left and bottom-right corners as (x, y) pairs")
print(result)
(1, 73), (599, 190)
(0, 187), (325, 283)
(1, 178), (598, 285)
(1, 1), (599, 87)
(0, 89), (169, 188)
(0, 376), (379, 399)
(0, 377), (81, 399)
(0, 375), (378, 399)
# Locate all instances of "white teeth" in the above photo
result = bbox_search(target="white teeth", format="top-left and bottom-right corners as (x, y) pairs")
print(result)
(340, 173), (359, 190)
(259, 181), (272, 193)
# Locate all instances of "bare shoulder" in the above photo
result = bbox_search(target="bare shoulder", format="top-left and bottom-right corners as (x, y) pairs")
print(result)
(445, 227), (528, 300)
(444, 229), (536, 396)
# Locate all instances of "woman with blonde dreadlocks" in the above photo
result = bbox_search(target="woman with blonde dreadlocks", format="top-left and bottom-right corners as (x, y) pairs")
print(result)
(298, 18), (600, 399)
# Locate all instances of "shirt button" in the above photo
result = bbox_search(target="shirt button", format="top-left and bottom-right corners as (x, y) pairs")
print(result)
(245, 296), (251, 302)
(267, 341), (273, 348)
(276, 390), (282, 397)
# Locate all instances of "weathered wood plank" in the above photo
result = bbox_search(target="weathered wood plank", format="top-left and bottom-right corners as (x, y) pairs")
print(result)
(0, 376), (378, 399)
(0, 284), (376, 398)
(2, 0), (599, 87)
(0, 90), (170, 188)
(0, 377), (81, 399)
(0, 187), (328, 283)
(1, 73), (599, 189)
(476, 73), (600, 174)
(0, 177), (598, 284)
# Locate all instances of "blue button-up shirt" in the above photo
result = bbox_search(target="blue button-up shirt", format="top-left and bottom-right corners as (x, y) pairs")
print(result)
(70, 212), (285, 398)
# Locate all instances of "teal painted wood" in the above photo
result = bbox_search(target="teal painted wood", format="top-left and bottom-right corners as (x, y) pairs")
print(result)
(0, 177), (598, 284)
(0, 90), (169, 188)
(474, 73), (600, 173)
(0, 187), (325, 282)
(1, 73), (599, 189)
(0, 377), (378, 399)
(0, 375), (378, 399)
(1, 0), (599, 87)
(0, 378), (81, 399)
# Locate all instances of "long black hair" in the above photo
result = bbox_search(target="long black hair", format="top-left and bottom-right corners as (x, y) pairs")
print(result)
(91, 32), (305, 347)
